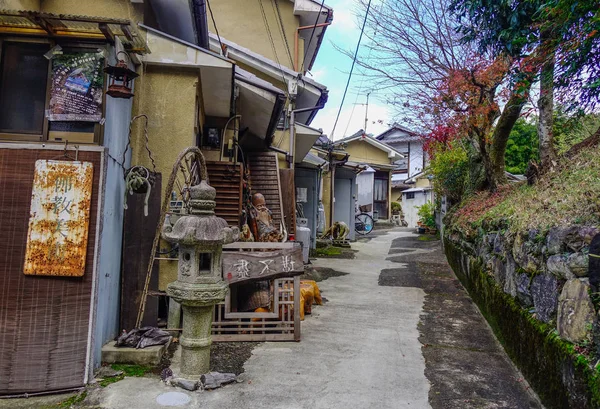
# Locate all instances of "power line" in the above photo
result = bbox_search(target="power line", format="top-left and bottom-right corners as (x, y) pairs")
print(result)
(271, 0), (295, 67)
(300, 0), (326, 73)
(257, 0), (290, 98)
(330, 0), (372, 140)
(342, 0), (385, 136)
(206, 0), (224, 54)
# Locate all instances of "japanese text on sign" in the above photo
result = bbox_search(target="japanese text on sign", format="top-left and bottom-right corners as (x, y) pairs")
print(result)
(24, 160), (94, 277)
(222, 247), (303, 285)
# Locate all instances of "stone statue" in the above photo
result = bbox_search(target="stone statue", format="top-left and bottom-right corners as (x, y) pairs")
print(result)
(250, 193), (284, 242)
(320, 221), (349, 241)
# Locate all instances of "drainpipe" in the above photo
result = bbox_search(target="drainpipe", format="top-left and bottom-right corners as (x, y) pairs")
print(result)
(289, 105), (324, 170)
(295, 22), (332, 72)
(191, 0), (210, 49)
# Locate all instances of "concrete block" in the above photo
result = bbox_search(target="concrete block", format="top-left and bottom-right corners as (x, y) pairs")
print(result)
(101, 338), (171, 366)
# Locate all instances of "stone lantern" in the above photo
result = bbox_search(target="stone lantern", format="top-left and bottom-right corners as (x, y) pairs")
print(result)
(163, 179), (238, 378)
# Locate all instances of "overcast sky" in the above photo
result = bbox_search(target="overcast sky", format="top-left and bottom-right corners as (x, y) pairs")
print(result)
(307, 0), (393, 140)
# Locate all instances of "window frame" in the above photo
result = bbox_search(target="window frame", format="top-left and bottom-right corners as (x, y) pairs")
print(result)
(0, 36), (107, 144)
(406, 192), (415, 199)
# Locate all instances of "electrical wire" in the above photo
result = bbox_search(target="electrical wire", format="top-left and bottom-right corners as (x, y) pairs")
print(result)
(206, 0), (224, 55)
(271, 0), (295, 67)
(342, 0), (385, 136)
(330, 0), (372, 140)
(257, 0), (290, 98)
(300, 0), (326, 73)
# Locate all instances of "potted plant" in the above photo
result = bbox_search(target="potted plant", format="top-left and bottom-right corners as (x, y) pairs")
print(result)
(124, 165), (155, 216)
(416, 201), (437, 234)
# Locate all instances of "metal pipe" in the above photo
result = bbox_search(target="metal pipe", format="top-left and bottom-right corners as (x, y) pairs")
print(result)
(221, 115), (241, 162)
(0, 387), (84, 399)
(289, 105), (324, 170)
(294, 22), (332, 71)
(191, 0), (210, 50)
(269, 145), (289, 156)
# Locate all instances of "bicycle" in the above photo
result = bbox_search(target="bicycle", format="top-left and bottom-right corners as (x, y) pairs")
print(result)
(355, 204), (374, 235)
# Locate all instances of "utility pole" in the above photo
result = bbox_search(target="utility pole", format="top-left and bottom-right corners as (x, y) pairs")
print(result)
(364, 92), (370, 134)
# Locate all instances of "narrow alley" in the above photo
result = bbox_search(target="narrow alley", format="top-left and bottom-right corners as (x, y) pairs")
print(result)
(63, 229), (542, 409)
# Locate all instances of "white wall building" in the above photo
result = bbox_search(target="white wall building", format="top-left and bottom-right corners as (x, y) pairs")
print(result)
(375, 124), (434, 228)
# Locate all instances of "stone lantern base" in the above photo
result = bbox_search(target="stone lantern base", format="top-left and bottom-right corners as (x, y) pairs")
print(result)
(167, 281), (228, 378)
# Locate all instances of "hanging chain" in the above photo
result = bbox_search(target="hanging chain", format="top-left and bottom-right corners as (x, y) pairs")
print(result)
(121, 114), (157, 175)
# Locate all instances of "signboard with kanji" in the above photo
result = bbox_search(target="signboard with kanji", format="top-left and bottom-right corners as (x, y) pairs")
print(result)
(24, 160), (94, 277)
(222, 245), (303, 285)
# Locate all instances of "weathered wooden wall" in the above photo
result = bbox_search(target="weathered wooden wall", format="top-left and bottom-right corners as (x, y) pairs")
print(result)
(0, 148), (102, 395)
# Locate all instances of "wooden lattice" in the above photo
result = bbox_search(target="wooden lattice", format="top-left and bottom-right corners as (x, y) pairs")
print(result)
(212, 277), (300, 342)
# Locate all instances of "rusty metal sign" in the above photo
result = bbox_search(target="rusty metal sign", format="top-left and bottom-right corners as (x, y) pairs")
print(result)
(222, 246), (303, 285)
(24, 160), (94, 277)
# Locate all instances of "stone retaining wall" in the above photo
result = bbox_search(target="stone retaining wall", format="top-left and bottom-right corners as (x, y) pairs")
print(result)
(444, 225), (600, 408)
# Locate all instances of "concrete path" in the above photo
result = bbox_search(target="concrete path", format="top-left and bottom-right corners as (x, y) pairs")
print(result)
(84, 229), (431, 409)
(7, 229), (542, 408)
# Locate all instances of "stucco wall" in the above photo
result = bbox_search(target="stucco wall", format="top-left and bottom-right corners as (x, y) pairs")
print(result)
(273, 129), (291, 169)
(207, 0), (302, 71)
(344, 140), (390, 165)
(391, 187), (403, 202)
(131, 65), (199, 290)
(1, 0), (40, 9)
(41, 0), (143, 22)
(416, 177), (431, 188)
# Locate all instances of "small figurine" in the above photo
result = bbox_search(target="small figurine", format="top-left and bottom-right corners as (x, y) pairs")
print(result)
(250, 193), (284, 242)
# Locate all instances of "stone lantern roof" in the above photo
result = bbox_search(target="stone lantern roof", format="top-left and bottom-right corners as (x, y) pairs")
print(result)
(162, 180), (239, 246)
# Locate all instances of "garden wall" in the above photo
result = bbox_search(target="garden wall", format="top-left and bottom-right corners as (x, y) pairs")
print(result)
(444, 225), (600, 408)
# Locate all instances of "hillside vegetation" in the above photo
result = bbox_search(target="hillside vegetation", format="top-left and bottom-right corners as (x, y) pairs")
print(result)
(448, 139), (600, 237)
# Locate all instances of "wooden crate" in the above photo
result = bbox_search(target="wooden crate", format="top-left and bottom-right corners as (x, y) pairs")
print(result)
(212, 276), (301, 342)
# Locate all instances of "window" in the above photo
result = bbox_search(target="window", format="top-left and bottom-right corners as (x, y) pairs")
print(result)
(406, 192), (415, 199)
(0, 41), (103, 143)
(0, 42), (50, 137)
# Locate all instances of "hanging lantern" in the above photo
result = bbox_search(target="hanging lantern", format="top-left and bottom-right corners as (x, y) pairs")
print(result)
(104, 51), (138, 99)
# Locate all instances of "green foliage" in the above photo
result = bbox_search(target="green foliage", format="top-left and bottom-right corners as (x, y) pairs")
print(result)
(451, 147), (600, 235)
(416, 201), (436, 229)
(553, 107), (600, 155)
(314, 246), (342, 257)
(505, 119), (538, 174)
(57, 391), (87, 408)
(451, 0), (600, 109)
(110, 364), (152, 377)
(503, 110), (600, 173)
(97, 364), (151, 387)
(391, 201), (402, 214)
(427, 140), (469, 202)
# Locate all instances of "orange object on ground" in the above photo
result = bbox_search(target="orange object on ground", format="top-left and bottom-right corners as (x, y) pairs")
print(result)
(301, 280), (322, 305)
(252, 307), (270, 322)
(282, 280), (323, 321)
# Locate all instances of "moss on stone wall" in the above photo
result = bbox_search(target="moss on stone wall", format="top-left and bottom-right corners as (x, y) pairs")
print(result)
(445, 237), (600, 408)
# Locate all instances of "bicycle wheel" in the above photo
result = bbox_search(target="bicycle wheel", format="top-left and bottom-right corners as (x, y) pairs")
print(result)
(355, 213), (374, 235)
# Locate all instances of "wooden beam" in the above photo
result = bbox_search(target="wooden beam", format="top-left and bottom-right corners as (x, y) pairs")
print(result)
(121, 24), (134, 41)
(99, 23), (115, 43)
(24, 14), (53, 35)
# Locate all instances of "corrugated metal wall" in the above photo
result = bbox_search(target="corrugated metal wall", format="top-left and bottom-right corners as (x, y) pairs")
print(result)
(92, 92), (132, 369)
